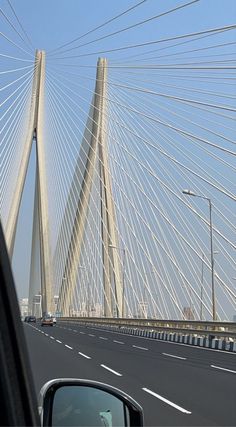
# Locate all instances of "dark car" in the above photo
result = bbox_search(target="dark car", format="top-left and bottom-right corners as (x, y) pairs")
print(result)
(27, 316), (36, 323)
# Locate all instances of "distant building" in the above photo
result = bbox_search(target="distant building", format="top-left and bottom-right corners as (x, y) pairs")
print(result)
(32, 294), (42, 318)
(92, 303), (102, 317)
(19, 298), (28, 317)
(138, 301), (148, 319)
(183, 306), (195, 320)
(53, 295), (59, 314)
(68, 302), (103, 318)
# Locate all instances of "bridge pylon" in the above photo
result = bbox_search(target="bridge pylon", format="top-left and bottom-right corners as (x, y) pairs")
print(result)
(58, 58), (123, 317)
(5, 50), (53, 315)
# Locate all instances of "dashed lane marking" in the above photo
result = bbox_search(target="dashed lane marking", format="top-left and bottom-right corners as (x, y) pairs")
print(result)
(142, 388), (191, 414)
(78, 352), (91, 359)
(65, 345), (73, 350)
(100, 364), (122, 377)
(162, 353), (187, 360)
(56, 340), (62, 344)
(132, 345), (148, 351)
(211, 365), (236, 374)
(113, 340), (124, 345)
(99, 337), (108, 340)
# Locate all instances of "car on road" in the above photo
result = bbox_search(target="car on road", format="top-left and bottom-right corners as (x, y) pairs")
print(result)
(41, 315), (54, 326)
(27, 316), (36, 323)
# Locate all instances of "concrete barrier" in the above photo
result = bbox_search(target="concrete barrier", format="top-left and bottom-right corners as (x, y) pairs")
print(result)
(211, 339), (217, 349)
(199, 337), (204, 347)
(68, 321), (236, 352)
(221, 340), (227, 350)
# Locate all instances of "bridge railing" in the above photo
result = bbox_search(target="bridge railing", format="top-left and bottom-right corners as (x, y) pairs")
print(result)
(58, 317), (236, 339)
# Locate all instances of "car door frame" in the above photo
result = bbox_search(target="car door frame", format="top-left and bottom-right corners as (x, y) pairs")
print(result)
(0, 222), (39, 426)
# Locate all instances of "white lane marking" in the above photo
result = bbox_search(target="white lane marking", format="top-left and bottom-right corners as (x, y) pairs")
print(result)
(88, 334), (95, 337)
(142, 388), (191, 414)
(211, 365), (236, 374)
(65, 345), (73, 350)
(78, 352), (91, 359)
(162, 353), (186, 360)
(99, 336), (108, 340)
(50, 336), (55, 340)
(80, 332), (85, 334)
(45, 334), (49, 336)
(56, 340), (62, 344)
(100, 364), (122, 377)
(84, 326), (236, 356)
(113, 340), (124, 345)
(132, 345), (148, 351)
(73, 330), (77, 332)
(68, 328), (72, 331)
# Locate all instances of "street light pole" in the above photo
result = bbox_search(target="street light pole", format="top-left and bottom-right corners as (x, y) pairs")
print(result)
(200, 253), (204, 321)
(200, 250), (219, 321)
(182, 189), (217, 321)
(208, 198), (216, 321)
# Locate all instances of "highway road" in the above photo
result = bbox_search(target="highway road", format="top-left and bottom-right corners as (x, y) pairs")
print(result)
(24, 321), (236, 426)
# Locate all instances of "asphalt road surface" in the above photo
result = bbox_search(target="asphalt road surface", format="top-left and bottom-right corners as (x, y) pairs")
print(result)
(24, 321), (236, 426)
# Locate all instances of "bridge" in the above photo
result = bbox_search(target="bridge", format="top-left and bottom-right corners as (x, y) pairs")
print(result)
(0, 0), (236, 425)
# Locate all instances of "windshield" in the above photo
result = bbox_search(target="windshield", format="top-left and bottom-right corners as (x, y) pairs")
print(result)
(1, 1), (235, 426)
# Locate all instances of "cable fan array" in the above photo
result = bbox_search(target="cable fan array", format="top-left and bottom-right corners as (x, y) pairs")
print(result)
(0, 0), (235, 320)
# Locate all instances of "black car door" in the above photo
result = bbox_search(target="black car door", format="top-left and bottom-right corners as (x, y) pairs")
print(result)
(0, 222), (39, 426)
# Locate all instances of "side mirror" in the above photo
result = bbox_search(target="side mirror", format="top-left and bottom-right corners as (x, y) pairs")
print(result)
(39, 379), (144, 426)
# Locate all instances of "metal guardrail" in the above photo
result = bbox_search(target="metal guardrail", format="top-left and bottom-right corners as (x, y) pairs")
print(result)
(59, 317), (236, 339)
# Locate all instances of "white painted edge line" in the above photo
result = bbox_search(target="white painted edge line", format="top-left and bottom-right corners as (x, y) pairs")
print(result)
(99, 336), (108, 340)
(78, 352), (91, 359)
(132, 345), (148, 351)
(50, 336), (55, 340)
(65, 344), (73, 350)
(142, 388), (191, 414)
(56, 340), (62, 344)
(88, 334), (95, 337)
(100, 364), (122, 377)
(211, 365), (236, 374)
(162, 353), (186, 360)
(113, 340), (124, 345)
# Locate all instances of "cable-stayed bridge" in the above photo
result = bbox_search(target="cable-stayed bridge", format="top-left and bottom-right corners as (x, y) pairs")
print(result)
(1, 2), (236, 425)
(1, 1), (235, 325)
